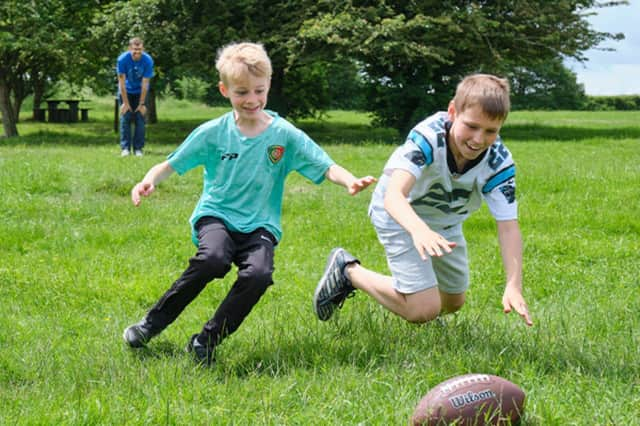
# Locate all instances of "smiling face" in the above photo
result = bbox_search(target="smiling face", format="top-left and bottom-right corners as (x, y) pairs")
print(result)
(129, 43), (143, 61)
(219, 73), (270, 122)
(447, 102), (504, 167)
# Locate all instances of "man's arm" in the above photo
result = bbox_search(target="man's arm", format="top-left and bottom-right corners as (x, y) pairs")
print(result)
(135, 77), (150, 114)
(118, 74), (131, 115)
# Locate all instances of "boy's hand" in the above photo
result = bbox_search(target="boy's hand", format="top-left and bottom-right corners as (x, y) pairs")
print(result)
(412, 227), (457, 259)
(502, 286), (533, 326)
(348, 175), (377, 195)
(131, 182), (155, 206)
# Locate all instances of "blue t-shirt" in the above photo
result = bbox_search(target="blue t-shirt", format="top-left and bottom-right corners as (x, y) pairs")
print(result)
(116, 51), (154, 95)
(168, 110), (334, 244)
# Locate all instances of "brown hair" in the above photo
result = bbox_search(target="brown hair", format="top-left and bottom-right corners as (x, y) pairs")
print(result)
(129, 37), (144, 47)
(215, 42), (272, 85)
(453, 74), (511, 121)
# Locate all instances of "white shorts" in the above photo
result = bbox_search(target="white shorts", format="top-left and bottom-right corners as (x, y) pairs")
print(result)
(374, 224), (469, 295)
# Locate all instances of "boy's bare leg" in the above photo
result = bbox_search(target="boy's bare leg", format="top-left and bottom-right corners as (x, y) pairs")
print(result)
(439, 290), (465, 314)
(346, 263), (442, 323)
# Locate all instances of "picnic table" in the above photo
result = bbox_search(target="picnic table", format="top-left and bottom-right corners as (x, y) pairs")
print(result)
(35, 99), (90, 123)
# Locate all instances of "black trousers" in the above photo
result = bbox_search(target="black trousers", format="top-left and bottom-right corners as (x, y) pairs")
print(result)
(145, 216), (276, 347)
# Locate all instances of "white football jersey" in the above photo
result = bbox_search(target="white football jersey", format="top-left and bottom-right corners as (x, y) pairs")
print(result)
(369, 111), (517, 230)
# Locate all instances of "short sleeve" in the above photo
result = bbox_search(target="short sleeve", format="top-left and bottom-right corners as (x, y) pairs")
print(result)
(167, 124), (210, 175)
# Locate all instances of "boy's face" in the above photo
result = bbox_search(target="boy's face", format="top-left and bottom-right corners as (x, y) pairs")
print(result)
(219, 74), (270, 121)
(447, 102), (504, 162)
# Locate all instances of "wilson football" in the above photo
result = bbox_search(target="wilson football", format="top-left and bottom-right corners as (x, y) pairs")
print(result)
(411, 373), (525, 425)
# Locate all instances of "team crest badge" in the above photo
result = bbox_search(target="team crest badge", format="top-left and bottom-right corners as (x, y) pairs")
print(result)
(268, 145), (285, 164)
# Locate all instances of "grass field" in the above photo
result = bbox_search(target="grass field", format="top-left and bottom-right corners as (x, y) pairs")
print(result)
(1, 100), (639, 425)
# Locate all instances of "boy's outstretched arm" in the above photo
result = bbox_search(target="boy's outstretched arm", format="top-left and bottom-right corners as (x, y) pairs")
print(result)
(384, 169), (456, 259)
(497, 219), (533, 326)
(131, 161), (175, 206)
(324, 164), (376, 195)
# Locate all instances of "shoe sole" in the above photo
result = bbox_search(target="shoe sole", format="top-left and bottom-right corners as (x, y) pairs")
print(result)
(312, 248), (343, 321)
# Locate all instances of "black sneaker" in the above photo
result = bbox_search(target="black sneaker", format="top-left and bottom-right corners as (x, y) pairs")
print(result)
(313, 247), (359, 321)
(185, 334), (216, 366)
(123, 318), (159, 348)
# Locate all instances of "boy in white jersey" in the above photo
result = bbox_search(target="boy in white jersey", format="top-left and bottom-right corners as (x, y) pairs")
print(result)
(313, 74), (533, 327)
(122, 42), (376, 365)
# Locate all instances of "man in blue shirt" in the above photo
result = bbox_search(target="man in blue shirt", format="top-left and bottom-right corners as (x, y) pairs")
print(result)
(117, 37), (154, 157)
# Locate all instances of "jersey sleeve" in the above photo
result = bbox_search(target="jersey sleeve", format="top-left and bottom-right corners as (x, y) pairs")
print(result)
(383, 130), (433, 179)
(290, 129), (334, 184)
(167, 123), (211, 175)
(482, 168), (518, 221)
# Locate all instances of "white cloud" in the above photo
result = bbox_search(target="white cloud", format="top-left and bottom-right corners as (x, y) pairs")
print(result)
(567, 1), (640, 95)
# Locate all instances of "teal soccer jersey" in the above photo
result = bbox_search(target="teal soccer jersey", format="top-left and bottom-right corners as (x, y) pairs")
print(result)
(168, 110), (334, 244)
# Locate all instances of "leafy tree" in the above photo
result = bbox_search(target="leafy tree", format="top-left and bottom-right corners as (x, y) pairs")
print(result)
(0, 0), (95, 137)
(88, 0), (348, 118)
(292, 0), (626, 131)
(509, 59), (587, 110)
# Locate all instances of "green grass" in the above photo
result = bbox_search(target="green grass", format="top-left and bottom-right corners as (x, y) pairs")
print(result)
(1, 101), (639, 424)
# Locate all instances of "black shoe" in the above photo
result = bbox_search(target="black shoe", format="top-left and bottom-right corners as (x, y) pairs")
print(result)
(123, 318), (159, 348)
(185, 334), (216, 366)
(313, 247), (359, 321)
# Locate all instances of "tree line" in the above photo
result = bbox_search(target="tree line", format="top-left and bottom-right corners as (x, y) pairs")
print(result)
(0, 0), (629, 137)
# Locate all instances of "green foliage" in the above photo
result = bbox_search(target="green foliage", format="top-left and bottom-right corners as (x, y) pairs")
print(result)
(0, 0), (99, 136)
(293, 0), (627, 130)
(509, 58), (587, 110)
(583, 95), (640, 110)
(1, 102), (639, 424)
(2, 0), (630, 138)
(173, 76), (212, 103)
(81, 0), (626, 131)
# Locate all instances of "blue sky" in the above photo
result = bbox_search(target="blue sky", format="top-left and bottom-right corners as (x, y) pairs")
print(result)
(566, 1), (640, 95)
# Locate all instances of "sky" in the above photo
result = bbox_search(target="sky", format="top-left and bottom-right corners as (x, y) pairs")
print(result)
(566, 1), (640, 95)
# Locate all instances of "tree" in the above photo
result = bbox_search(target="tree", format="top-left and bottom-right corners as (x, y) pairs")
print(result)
(88, 0), (344, 119)
(0, 0), (96, 137)
(509, 59), (587, 110)
(292, 0), (626, 131)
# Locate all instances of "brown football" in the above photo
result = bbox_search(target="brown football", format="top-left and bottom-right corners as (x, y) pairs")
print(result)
(411, 374), (526, 425)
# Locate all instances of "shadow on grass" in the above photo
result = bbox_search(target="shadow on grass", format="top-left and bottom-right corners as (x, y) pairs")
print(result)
(501, 124), (640, 141)
(215, 308), (636, 386)
(7, 119), (638, 147)
(125, 340), (186, 361)
(9, 118), (399, 147)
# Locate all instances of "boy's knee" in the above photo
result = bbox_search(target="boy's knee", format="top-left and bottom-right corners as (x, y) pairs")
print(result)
(440, 293), (466, 314)
(405, 309), (440, 324)
(238, 263), (273, 288)
(191, 249), (231, 278)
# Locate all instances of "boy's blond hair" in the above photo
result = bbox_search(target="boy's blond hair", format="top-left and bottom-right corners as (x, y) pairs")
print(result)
(215, 42), (272, 85)
(453, 74), (511, 121)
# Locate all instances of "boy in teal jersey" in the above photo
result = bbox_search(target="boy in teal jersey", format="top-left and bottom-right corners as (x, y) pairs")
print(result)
(123, 42), (376, 365)
(313, 74), (533, 327)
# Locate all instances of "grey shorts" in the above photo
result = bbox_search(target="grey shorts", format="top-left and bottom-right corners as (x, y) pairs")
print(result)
(374, 224), (469, 295)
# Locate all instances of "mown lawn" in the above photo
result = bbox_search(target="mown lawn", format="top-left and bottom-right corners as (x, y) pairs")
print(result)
(1, 102), (638, 424)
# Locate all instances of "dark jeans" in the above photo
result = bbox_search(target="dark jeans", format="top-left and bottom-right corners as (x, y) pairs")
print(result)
(145, 217), (276, 348)
(118, 92), (146, 151)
